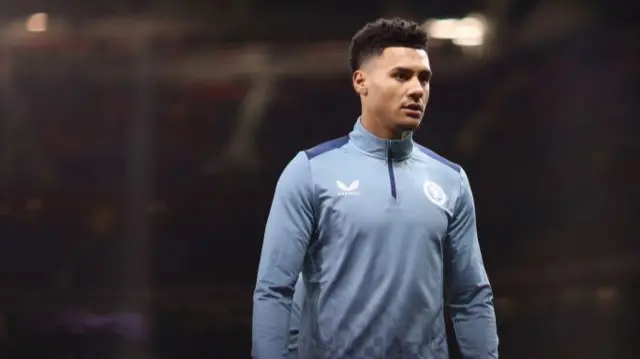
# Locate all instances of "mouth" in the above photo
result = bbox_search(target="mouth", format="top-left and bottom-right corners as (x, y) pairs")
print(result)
(401, 104), (423, 119)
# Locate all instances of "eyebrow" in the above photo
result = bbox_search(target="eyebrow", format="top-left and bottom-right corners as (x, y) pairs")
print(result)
(392, 66), (432, 78)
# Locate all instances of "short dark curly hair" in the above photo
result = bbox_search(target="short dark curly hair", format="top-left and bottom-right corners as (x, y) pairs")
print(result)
(349, 17), (428, 73)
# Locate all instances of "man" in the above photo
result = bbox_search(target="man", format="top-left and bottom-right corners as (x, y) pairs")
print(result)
(253, 17), (498, 359)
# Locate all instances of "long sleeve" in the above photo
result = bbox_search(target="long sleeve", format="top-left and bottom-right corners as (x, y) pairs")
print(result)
(287, 273), (306, 358)
(252, 152), (315, 359)
(445, 168), (499, 359)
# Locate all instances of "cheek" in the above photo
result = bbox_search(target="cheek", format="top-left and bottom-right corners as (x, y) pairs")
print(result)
(373, 83), (397, 102)
(375, 91), (398, 112)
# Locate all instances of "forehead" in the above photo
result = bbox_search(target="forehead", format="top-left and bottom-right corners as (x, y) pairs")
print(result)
(373, 46), (431, 71)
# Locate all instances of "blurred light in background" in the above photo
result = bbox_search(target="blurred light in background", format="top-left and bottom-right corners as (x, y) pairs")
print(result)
(594, 286), (620, 307)
(452, 14), (488, 47)
(424, 13), (488, 47)
(26, 13), (48, 33)
(425, 19), (459, 40)
(592, 286), (621, 318)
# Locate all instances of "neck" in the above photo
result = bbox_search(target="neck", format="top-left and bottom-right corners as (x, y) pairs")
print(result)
(349, 118), (415, 160)
(360, 109), (410, 140)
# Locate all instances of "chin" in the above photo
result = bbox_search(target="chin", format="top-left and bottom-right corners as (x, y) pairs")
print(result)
(396, 116), (422, 131)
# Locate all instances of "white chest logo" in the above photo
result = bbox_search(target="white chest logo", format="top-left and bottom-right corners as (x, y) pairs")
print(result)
(423, 180), (447, 207)
(336, 180), (359, 196)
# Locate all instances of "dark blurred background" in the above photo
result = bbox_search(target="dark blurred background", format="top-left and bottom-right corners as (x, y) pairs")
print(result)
(0, 0), (638, 358)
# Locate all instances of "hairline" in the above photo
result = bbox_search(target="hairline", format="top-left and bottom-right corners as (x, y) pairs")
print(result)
(356, 46), (429, 73)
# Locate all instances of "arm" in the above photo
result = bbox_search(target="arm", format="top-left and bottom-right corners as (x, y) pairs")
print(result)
(252, 152), (315, 359)
(446, 168), (499, 359)
(287, 273), (306, 358)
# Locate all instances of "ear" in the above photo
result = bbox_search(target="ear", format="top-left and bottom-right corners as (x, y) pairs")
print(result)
(352, 70), (367, 96)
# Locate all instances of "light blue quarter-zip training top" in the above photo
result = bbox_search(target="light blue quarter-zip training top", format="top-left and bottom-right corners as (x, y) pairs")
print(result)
(253, 119), (498, 359)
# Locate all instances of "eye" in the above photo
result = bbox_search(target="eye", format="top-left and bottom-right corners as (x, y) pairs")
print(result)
(393, 72), (410, 81)
(418, 73), (431, 85)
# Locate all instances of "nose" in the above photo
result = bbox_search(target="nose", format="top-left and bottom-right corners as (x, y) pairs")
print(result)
(408, 79), (425, 101)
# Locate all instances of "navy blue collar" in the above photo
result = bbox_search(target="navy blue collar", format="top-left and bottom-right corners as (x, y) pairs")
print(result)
(348, 118), (414, 160)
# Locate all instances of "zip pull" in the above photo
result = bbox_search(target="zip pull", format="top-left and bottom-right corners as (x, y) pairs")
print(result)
(387, 146), (397, 199)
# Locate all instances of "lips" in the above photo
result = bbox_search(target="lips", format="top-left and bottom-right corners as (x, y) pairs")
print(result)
(402, 104), (423, 112)
(402, 104), (423, 118)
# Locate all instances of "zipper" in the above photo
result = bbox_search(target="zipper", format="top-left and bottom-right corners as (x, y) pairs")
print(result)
(387, 145), (397, 199)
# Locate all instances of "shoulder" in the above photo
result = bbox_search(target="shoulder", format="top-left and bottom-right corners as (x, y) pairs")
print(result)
(277, 136), (351, 188)
(413, 143), (473, 211)
(304, 136), (350, 160)
(413, 142), (461, 175)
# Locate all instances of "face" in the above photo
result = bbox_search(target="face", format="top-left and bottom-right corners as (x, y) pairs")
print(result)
(353, 47), (431, 135)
